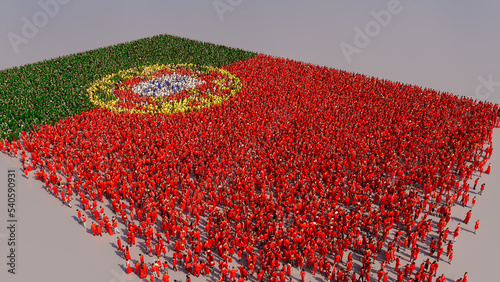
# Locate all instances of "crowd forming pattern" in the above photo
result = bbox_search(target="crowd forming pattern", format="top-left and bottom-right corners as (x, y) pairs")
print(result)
(2, 54), (498, 282)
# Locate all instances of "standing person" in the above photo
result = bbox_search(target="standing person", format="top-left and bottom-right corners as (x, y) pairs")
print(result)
(328, 267), (335, 281)
(437, 247), (444, 262)
(126, 262), (133, 274)
(474, 220), (480, 234)
(96, 222), (103, 237)
(409, 262), (415, 278)
(448, 249), (453, 264)
(377, 268), (385, 282)
(396, 270), (404, 282)
(125, 246), (131, 263)
(82, 215), (87, 229)
(430, 238), (436, 257)
(172, 255), (178, 271)
(447, 241), (453, 256)
(203, 262), (210, 277)
(423, 259), (430, 272)
(463, 210), (471, 224)
(479, 183), (485, 195)
(66, 195), (72, 207)
(117, 237), (124, 252)
(229, 266), (238, 282)
(60, 190), (66, 206)
(430, 261), (438, 277)
(113, 217), (120, 234)
(91, 222), (97, 236)
(152, 261), (161, 280)
(453, 224), (460, 242)
(485, 164), (491, 174)
(257, 268), (264, 282)
(141, 262), (148, 279)
(163, 260), (169, 274)
(135, 261), (141, 276)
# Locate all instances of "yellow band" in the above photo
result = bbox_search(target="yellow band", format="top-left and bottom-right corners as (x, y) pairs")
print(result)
(86, 64), (241, 114)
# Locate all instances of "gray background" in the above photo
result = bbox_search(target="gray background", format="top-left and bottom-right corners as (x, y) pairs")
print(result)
(0, 0), (499, 281)
(1, 0), (499, 103)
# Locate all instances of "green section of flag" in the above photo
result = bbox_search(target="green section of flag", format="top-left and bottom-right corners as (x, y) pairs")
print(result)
(0, 34), (257, 141)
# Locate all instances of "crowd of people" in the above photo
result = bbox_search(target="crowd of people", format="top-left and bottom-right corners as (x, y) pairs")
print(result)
(2, 54), (498, 281)
(132, 72), (206, 98)
(0, 33), (255, 141)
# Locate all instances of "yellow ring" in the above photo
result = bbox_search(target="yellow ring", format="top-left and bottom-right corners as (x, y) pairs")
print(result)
(86, 64), (241, 114)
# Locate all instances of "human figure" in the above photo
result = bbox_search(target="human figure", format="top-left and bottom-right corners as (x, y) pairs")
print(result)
(453, 224), (460, 242)
(464, 210), (471, 224)
(479, 183), (485, 195)
(125, 246), (131, 262)
(229, 266), (238, 282)
(91, 222), (97, 236)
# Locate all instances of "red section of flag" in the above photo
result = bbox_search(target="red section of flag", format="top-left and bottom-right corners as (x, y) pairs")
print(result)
(22, 54), (498, 280)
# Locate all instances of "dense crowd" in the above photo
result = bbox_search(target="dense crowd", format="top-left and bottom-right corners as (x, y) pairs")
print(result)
(3, 54), (498, 282)
(132, 72), (206, 98)
(0, 34), (255, 141)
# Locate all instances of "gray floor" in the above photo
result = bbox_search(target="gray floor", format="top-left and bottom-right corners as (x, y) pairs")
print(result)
(0, 129), (499, 282)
